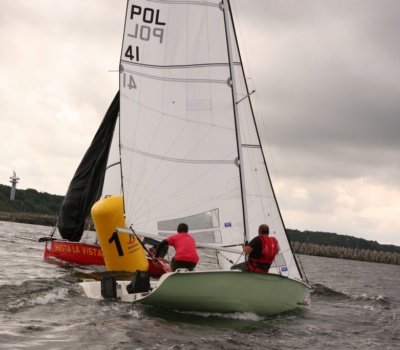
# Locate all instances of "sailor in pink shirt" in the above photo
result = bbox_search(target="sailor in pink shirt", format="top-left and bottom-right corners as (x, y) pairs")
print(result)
(155, 223), (199, 271)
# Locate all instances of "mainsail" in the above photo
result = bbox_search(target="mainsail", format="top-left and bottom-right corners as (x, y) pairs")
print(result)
(118, 0), (303, 280)
(58, 91), (120, 241)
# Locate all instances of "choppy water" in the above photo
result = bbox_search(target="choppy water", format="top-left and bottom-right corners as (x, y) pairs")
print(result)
(1, 221), (399, 349)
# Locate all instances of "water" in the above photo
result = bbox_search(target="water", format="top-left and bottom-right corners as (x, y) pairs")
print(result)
(1, 221), (399, 349)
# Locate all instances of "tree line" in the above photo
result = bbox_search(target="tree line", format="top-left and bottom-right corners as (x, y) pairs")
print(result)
(0, 184), (63, 215)
(287, 228), (400, 254)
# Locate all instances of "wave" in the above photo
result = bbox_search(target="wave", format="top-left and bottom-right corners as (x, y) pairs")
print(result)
(311, 283), (349, 299)
(350, 293), (392, 309)
(310, 282), (393, 310)
(1, 277), (71, 312)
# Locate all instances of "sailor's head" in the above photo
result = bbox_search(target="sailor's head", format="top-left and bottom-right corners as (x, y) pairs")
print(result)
(177, 223), (189, 233)
(258, 224), (270, 235)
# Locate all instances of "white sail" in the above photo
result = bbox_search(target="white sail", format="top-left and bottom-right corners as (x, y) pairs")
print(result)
(102, 115), (122, 197)
(119, 0), (302, 281)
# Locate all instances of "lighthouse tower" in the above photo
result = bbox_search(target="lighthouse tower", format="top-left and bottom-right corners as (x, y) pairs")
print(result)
(10, 171), (20, 201)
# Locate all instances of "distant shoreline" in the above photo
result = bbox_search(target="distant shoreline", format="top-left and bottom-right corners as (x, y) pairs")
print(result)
(2, 212), (399, 266)
(0, 212), (57, 227)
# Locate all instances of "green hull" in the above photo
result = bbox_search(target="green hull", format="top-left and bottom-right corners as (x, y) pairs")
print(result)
(80, 270), (310, 316)
(142, 270), (309, 316)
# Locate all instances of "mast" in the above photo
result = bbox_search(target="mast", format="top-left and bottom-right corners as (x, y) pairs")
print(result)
(225, 2), (306, 280)
(222, 0), (250, 241)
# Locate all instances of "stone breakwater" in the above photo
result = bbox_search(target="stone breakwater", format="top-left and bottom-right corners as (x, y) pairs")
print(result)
(0, 212), (95, 230)
(0, 212), (57, 227)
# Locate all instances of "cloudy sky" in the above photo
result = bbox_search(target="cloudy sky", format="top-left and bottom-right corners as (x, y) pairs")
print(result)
(1, 0), (399, 245)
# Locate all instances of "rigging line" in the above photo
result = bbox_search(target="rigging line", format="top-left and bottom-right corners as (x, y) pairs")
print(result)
(128, 226), (157, 262)
(105, 161), (121, 171)
(233, 251), (244, 266)
(50, 224), (57, 237)
(217, 250), (238, 265)
(236, 90), (255, 105)
(217, 249), (244, 266)
(295, 253), (309, 284)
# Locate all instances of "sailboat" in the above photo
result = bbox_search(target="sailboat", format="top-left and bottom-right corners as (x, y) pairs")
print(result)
(80, 0), (311, 316)
(39, 92), (119, 267)
(39, 91), (169, 277)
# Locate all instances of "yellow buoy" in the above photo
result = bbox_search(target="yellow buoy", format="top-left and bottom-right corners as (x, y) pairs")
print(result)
(91, 195), (148, 272)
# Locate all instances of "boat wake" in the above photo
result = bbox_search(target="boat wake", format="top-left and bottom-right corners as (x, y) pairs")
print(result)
(139, 301), (310, 331)
(310, 282), (392, 309)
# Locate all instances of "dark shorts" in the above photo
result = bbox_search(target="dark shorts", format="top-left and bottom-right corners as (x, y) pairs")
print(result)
(248, 260), (271, 272)
(230, 262), (249, 271)
(231, 261), (271, 272)
(171, 258), (197, 271)
(257, 263), (271, 270)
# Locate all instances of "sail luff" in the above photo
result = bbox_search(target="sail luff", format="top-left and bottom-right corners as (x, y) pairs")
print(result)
(118, 0), (130, 216)
(222, 0), (249, 243)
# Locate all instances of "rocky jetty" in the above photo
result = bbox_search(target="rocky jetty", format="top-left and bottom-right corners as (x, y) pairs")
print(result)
(0, 212), (57, 227)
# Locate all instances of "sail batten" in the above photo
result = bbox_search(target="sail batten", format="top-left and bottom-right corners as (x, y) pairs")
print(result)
(121, 61), (240, 69)
(122, 68), (229, 85)
(120, 146), (236, 165)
